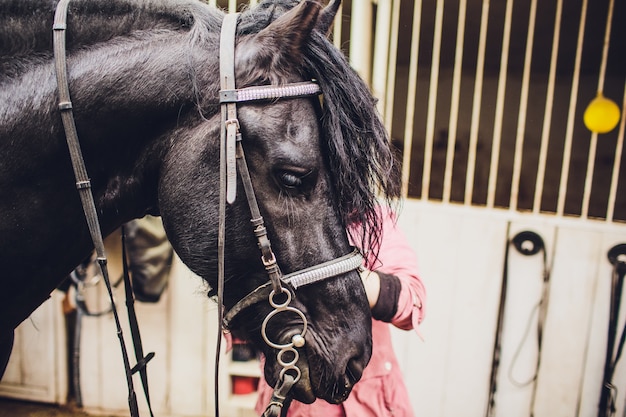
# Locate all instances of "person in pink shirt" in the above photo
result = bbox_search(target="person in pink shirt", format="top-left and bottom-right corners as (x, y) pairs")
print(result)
(256, 206), (426, 417)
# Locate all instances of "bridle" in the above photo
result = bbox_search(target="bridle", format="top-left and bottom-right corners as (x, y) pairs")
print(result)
(51, 2), (363, 416)
(217, 13), (363, 417)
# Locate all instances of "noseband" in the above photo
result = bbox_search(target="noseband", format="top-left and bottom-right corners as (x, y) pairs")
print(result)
(217, 13), (363, 417)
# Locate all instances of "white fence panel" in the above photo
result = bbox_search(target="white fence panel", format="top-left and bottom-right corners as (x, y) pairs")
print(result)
(392, 200), (626, 417)
(0, 291), (67, 404)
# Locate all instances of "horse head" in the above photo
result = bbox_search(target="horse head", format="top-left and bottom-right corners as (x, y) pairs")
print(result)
(158, 0), (398, 405)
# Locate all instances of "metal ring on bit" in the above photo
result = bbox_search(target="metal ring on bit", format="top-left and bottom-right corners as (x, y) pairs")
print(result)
(279, 365), (302, 384)
(277, 346), (299, 367)
(261, 288), (308, 350)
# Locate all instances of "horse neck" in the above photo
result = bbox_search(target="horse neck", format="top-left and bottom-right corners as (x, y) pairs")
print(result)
(79, 37), (221, 221)
(1, 29), (221, 228)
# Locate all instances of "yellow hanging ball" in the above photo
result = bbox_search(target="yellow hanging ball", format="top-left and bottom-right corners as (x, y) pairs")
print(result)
(583, 93), (621, 134)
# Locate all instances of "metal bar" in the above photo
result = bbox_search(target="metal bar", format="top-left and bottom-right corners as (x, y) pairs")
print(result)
(350, 0), (373, 85)
(533, 0), (563, 214)
(208, 0), (216, 7)
(509, 0), (538, 211)
(372, 0), (393, 116)
(582, 0), (615, 219)
(421, 0), (444, 201)
(606, 82), (626, 222)
(228, 0), (237, 13)
(557, 0), (587, 216)
(596, 0), (614, 93)
(384, 0), (401, 133)
(582, 138), (598, 218)
(401, 0), (423, 198)
(486, 0), (514, 208)
(442, 0), (467, 203)
(464, 0), (490, 205)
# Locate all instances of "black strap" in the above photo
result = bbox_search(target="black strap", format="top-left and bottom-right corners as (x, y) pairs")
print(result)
(52, 2), (153, 416)
(598, 244), (626, 417)
(262, 374), (296, 417)
(215, 12), (240, 417)
(69, 261), (116, 408)
(485, 223), (511, 417)
(53, 0), (104, 258)
(122, 228), (156, 417)
(486, 228), (551, 417)
(507, 231), (551, 416)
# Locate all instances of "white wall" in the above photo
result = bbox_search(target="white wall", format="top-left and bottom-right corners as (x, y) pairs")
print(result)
(393, 200), (626, 417)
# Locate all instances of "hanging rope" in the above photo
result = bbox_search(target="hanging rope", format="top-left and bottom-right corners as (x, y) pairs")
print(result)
(506, 231), (552, 417)
(485, 227), (552, 417)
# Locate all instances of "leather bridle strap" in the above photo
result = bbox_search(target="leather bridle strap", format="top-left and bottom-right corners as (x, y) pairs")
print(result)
(219, 13), (239, 206)
(219, 13), (289, 293)
(53, 2), (154, 416)
(223, 249), (364, 329)
(216, 14), (287, 415)
(215, 13), (240, 417)
(220, 82), (322, 103)
(53, 0), (104, 258)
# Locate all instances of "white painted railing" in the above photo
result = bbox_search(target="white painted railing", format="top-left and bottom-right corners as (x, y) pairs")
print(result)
(346, 0), (625, 223)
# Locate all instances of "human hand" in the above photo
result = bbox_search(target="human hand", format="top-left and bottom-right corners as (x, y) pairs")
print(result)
(359, 268), (381, 309)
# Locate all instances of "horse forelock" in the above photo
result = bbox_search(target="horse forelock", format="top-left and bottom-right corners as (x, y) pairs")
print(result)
(305, 33), (401, 259)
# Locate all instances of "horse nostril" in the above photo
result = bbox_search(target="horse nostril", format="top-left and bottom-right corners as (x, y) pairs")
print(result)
(329, 358), (364, 404)
(346, 356), (364, 385)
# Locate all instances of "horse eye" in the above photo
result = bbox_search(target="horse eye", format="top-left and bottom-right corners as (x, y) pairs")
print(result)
(278, 171), (302, 188)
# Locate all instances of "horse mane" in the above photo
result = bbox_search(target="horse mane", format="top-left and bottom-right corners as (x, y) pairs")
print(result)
(238, 0), (402, 259)
(0, 0), (221, 80)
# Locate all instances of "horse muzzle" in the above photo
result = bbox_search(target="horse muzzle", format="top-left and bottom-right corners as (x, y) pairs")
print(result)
(263, 323), (370, 406)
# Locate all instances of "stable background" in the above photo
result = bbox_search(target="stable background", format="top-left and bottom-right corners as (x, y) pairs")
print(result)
(2, 0), (626, 416)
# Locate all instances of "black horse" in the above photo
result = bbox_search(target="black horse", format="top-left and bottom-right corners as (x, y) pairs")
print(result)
(0, 0), (399, 406)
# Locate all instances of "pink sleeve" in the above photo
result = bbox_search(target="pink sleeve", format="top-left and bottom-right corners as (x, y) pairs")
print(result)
(366, 207), (426, 333)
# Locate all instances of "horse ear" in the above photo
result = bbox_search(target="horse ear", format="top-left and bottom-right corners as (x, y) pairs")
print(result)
(317, 0), (341, 36)
(254, 0), (321, 57)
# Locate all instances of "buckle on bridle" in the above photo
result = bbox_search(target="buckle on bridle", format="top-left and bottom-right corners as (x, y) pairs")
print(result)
(224, 118), (240, 129)
(262, 252), (277, 267)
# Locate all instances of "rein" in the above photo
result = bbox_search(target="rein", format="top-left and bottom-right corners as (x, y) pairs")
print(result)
(53, 1), (154, 416)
